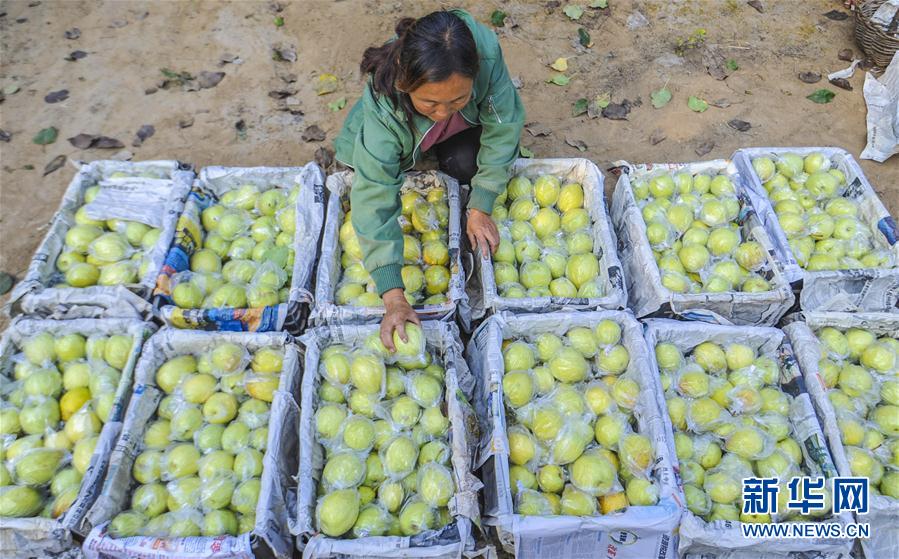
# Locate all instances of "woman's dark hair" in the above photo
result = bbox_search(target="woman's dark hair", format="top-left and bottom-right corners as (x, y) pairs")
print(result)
(360, 11), (479, 122)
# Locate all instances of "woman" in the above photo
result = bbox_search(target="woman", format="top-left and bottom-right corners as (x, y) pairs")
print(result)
(335, 9), (524, 350)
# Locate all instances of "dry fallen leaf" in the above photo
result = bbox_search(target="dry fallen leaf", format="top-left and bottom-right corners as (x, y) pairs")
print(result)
(829, 77), (852, 91)
(525, 122), (552, 137)
(314, 145), (334, 170)
(565, 137), (587, 151)
(822, 10), (848, 21)
(315, 73), (339, 95)
(43, 154), (66, 176)
(197, 71), (225, 89)
(132, 125), (155, 147)
(550, 57), (569, 72)
(695, 141), (715, 156)
(798, 72), (822, 84)
(602, 102), (630, 120)
(727, 119), (751, 132)
(68, 134), (124, 149)
(272, 45), (297, 63)
(302, 125), (326, 142)
(44, 90), (69, 103)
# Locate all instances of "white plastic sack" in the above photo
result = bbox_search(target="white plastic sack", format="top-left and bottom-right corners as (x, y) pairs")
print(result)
(861, 52), (899, 163)
(784, 311), (899, 559)
(0, 317), (155, 558)
(610, 159), (794, 325)
(467, 311), (680, 559)
(81, 328), (301, 559)
(733, 147), (899, 312)
(642, 319), (853, 558)
(312, 170), (468, 327)
(477, 158), (627, 318)
(7, 159), (194, 320)
(294, 321), (481, 559)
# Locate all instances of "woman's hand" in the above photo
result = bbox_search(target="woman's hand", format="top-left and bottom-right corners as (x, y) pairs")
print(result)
(380, 288), (421, 352)
(467, 208), (500, 258)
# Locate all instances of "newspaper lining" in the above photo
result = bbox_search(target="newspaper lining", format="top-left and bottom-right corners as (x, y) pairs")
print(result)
(294, 321), (481, 558)
(610, 159), (795, 326)
(81, 328), (301, 559)
(466, 311), (680, 559)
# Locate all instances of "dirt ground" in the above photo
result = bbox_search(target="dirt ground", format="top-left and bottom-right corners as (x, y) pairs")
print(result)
(1, 0), (898, 323)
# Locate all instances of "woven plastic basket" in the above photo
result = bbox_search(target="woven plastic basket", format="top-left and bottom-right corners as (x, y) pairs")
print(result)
(855, 0), (899, 68)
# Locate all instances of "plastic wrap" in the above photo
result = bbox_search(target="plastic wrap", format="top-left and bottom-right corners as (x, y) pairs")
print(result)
(733, 147), (899, 312)
(0, 317), (154, 557)
(7, 160), (194, 320)
(81, 328), (301, 559)
(642, 319), (853, 557)
(784, 311), (899, 559)
(311, 170), (468, 327)
(610, 159), (794, 325)
(477, 158), (627, 317)
(153, 164), (325, 333)
(295, 321), (481, 558)
(466, 311), (680, 559)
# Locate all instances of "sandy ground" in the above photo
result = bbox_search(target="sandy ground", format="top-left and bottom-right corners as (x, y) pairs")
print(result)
(1, 0), (898, 320)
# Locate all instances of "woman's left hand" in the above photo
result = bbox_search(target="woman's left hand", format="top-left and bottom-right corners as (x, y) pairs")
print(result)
(466, 208), (500, 258)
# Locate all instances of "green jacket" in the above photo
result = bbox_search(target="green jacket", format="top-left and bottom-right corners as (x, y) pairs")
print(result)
(334, 9), (525, 295)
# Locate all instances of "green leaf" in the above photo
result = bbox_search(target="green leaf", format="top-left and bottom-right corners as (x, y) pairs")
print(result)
(651, 87), (672, 109)
(160, 68), (192, 84)
(274, 16), (284, 27)
(807, 89), (835, 104)
(547, 74), (571, 86)
(520, 146), (534, 158)
(3, 84), (19, 95)
(490, 9), (507, 27)
(563, 5), (584, 20)
(33, 127), (58, 145)
(589, 0), (608, 7)
(725, 59), (738, 71)
(327, 97), (347, 111)
(687, 96), (709, 112)
(595, 92), (611, 108)
(572, 98), (588, 116)
(577, 27), (592, 47)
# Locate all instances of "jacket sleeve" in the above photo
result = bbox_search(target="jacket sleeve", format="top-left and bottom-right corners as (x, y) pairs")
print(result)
(349, 104), (406, 295)
(469, 46), (525, 215)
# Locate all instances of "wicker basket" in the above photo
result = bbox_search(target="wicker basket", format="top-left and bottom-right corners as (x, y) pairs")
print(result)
(855, 0), (899, 68)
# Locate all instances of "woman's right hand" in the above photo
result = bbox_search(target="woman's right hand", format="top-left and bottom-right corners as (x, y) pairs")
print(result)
(380, 288), (421, 352)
